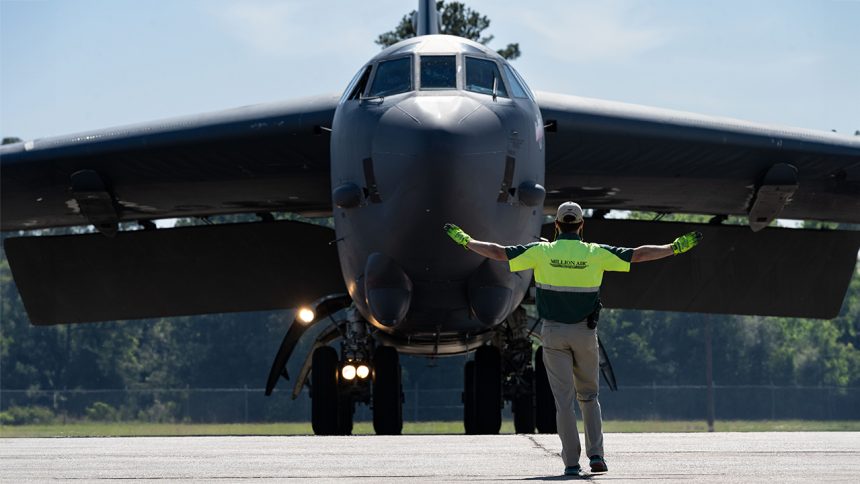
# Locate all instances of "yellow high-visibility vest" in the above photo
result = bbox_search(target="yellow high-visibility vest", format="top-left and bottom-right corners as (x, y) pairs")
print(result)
(506, 233), (632, 323)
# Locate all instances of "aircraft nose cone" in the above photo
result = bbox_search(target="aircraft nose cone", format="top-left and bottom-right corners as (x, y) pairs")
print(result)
(364, 95), (513, 280)
(373, 95), (505, 156)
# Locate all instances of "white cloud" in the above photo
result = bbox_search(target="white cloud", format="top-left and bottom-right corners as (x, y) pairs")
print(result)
(520, 0), (671, 62)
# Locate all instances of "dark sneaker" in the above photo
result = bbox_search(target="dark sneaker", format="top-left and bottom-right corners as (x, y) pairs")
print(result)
(589, 455), (608, 473)
(564, 465), (582, 476)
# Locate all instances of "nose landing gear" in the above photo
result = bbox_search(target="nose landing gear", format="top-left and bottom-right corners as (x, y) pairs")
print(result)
(312, 341), (403, 436)
(311, 310), (407, 436)
(266, 298), (404, 436)
(311, 345), (353, 435)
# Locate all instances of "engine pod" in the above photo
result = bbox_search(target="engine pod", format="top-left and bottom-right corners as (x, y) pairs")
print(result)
(467, 259), (515, 327)
(364, 252), (413, 327)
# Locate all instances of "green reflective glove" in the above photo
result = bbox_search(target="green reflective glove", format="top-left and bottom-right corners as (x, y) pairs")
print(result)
(672, 231), (703, 255)
(444, 223), (472, 248)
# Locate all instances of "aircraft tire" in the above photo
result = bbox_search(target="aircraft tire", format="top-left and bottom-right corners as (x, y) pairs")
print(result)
(337, 390), (354, 436)
(463, 360), (477, 434)
(513, 367), (536, 433)
(311, 346), (340, 435)
(372, 346), (403, 435)
(535, 346), (557, 434)
(474, 345), (502, 434)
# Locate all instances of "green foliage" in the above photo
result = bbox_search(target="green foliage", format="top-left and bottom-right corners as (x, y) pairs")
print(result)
(376, 1), (521, 60)
(135, 399), (180, 423)
(0, 405), (56, 425)
(84, 402), (119, 422)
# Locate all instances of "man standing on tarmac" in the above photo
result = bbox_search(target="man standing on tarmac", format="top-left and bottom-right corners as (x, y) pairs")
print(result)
(444, 202), (702, 476)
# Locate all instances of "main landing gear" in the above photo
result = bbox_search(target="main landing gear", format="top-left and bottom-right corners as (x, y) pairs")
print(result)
(463, 345), (503, 434)
(462, 308), (558, 434)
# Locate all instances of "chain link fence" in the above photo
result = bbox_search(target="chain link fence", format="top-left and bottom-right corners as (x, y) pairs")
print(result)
(2, 385), (858, 424)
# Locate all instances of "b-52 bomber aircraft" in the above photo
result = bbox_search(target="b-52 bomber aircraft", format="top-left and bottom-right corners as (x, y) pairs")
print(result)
(2, 1), (859, 435)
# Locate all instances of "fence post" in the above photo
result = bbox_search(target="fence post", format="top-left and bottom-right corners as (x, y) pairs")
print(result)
(651, 381), (657, 418)
(413, 383), (419, 422)
(705, 315), (715, 432)
(53, 390), (62, 425)
(770, 384), (776, 420)
(244, 385), (249, 423)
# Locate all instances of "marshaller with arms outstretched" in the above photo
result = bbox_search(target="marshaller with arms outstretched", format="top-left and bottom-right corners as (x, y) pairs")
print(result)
(445, 202), (702, 476)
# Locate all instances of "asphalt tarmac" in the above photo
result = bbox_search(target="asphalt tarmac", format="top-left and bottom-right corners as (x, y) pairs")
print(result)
(1, 432), (858, 482)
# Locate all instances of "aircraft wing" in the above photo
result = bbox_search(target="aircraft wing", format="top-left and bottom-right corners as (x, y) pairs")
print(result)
(536, 91), (860, 226)
(0, 94), (339, 232)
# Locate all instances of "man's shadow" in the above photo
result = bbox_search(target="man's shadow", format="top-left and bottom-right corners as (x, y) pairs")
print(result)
(523, 475), (592, 481)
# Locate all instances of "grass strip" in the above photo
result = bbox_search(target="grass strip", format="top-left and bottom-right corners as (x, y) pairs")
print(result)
(2, 420), (859, 438)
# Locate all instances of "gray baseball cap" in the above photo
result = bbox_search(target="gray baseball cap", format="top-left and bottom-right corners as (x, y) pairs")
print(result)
(555, 201), (583, 223)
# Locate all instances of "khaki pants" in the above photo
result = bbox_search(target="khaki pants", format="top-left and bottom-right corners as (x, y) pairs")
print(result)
(541, 320), (603, 466)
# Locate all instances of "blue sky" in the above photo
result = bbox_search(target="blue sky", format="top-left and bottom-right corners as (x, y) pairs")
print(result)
(1, 0), (858, 141)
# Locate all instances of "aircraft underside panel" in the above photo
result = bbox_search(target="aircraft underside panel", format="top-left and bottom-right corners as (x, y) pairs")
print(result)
(544, 220), (860, 319)
(4, 220), (344, 325)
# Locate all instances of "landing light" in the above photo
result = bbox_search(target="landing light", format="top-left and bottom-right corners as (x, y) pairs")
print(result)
(356, 364), (370, 379)
(297, 307), (315, 324)
(341, 364), (357, 380)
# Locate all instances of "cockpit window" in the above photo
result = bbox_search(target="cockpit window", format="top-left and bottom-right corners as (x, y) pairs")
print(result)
(465, 57), (508, 98)
(503, 65), (531, 100)
(341, 65), (373, 103)
(420, 55), (457, 89)
(505, 66), (529, 98)
(368, 57), (412, 97)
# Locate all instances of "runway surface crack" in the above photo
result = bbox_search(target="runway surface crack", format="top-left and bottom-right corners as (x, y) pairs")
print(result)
(523, 434), (558, 459)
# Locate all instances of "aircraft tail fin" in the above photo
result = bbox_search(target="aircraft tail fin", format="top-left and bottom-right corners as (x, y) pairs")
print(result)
(413, 0), (440, 36)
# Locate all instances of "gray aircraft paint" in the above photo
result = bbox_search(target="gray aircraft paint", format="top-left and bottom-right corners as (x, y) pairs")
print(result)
(331, 35), (544, 345)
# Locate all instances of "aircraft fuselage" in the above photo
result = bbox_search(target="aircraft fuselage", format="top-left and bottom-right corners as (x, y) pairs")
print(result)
(330, 36), (546, 354)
